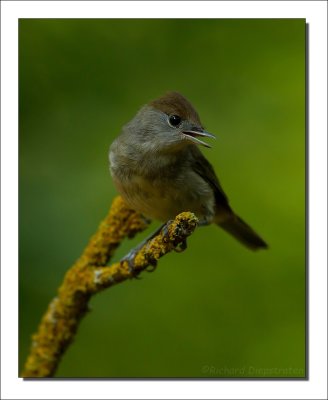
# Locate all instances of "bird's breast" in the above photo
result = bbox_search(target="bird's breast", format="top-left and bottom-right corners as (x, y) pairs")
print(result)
(111, 160), (215, 222)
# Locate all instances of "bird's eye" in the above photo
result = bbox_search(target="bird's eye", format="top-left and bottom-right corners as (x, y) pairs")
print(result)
(168, 115), (181, 127)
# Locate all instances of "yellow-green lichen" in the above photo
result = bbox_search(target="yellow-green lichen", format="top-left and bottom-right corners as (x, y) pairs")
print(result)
(21, 199), (197, 378)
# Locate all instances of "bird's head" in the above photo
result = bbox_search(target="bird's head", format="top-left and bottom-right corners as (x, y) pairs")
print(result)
(122, 91), (216, 153)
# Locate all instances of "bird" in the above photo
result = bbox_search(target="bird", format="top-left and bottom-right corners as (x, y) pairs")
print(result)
(109, 91), (267, 252)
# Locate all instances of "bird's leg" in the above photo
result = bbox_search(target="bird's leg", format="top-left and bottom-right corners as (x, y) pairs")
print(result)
(173, 238), (187, 253)
(121, 222), (172, 277)
(160, 220), (189, 253)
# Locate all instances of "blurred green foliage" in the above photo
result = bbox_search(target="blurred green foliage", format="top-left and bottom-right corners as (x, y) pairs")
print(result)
(19, 19), (305, 378)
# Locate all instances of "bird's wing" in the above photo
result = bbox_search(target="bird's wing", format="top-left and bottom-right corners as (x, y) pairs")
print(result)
(190, 147), (231, 210)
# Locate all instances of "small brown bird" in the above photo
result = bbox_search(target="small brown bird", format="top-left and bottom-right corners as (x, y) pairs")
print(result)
(109, 92), (267, 250)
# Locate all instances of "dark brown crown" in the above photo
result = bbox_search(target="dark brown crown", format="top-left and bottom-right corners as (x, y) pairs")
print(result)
(149, 91), (202, 127)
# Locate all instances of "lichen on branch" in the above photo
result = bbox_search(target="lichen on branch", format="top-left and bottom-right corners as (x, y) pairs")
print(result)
(21, 197), (198, 378)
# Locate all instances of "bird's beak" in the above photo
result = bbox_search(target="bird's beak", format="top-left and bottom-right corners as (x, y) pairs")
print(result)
(182, 128), (216, 148)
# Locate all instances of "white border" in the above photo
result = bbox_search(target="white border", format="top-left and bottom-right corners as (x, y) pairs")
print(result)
(1, 1), (327, 399)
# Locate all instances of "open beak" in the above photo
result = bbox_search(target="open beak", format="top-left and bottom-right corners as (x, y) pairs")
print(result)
(182, 129), (216, 148)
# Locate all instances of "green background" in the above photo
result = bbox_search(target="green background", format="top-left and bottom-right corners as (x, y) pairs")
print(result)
(19, 19), (306, 378)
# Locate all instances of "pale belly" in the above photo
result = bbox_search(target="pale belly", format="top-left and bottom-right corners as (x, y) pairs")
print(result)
(112, 171), (215, 223)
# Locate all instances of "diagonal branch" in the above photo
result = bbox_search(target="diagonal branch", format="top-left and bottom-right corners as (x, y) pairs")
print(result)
(21, 197), (198, 378)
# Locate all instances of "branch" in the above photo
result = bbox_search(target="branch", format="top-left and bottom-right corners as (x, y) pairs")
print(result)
(21, 196), (198, 378)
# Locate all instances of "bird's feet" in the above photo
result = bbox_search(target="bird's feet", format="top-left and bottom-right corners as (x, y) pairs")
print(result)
(121, 247), (143, 279)
(174, 238), (187, 252)
(121, 243), (160, 278)
(121, 219), (188, 278)
(161, 220), (188, 252)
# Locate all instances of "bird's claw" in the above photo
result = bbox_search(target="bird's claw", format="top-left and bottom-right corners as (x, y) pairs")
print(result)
(161, 220), (188, 252)
(121, 250), (142, 279)
(145, 257), (158, 272)
(161, 220), (174, 243)
(174, 238), (187, 252)
(121, 219), (187, 278)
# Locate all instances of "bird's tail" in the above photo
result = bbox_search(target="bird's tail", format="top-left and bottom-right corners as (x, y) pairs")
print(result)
(218, 214), (268, 251)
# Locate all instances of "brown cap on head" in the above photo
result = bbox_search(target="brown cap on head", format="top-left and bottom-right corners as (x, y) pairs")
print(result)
(149, 91), (202, 127)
